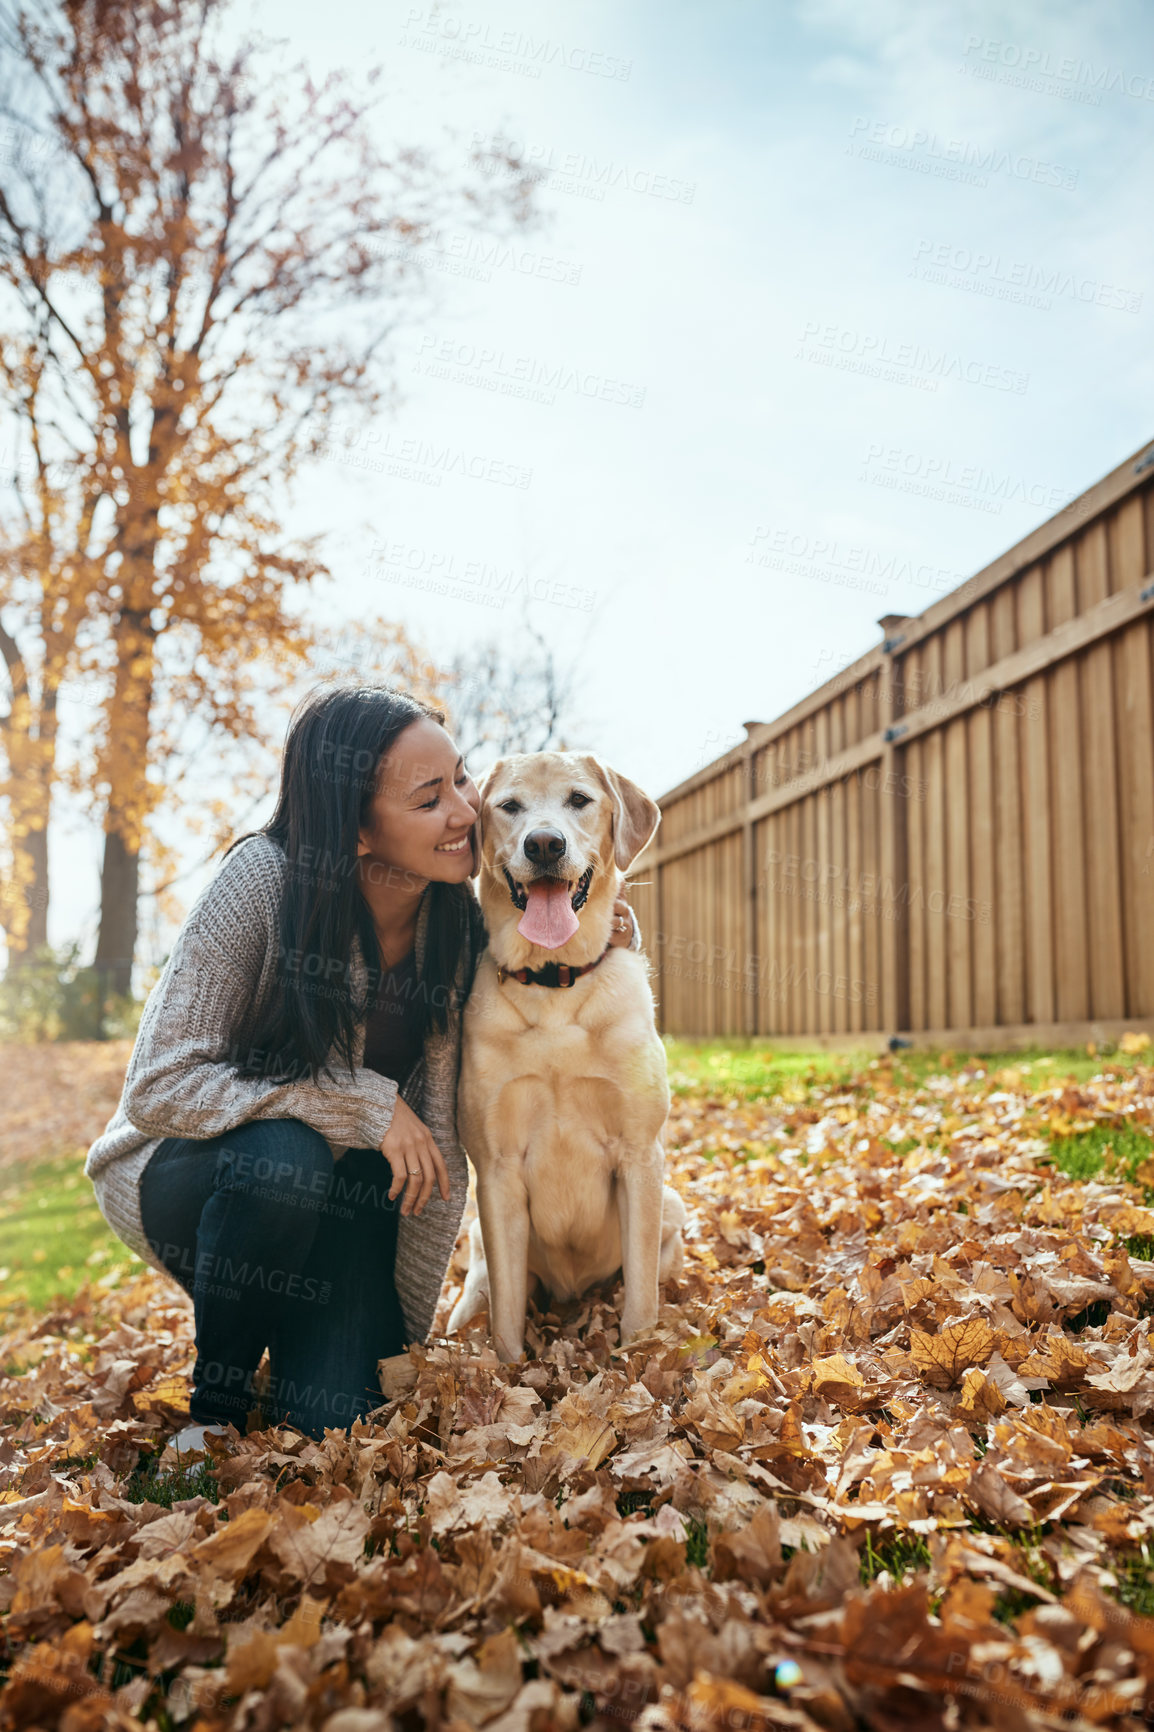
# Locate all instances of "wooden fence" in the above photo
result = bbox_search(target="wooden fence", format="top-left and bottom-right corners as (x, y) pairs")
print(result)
(627, 437), (1154, 1050)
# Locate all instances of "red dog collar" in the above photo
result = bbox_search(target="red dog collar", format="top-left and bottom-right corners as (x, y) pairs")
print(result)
(496, 945), (612, 988)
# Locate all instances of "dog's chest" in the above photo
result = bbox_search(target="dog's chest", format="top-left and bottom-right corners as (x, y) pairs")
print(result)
(460, 961), (667, 1153)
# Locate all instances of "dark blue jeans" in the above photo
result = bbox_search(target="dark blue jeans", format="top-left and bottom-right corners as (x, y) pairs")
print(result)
(138, 1118), (406, 1439)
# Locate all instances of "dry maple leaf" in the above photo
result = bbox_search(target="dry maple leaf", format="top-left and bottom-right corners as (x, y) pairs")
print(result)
(954, 1367), (1007, 1422)
(909, 1318), (996, 1387)
(1016, 1335), (1090, 1388)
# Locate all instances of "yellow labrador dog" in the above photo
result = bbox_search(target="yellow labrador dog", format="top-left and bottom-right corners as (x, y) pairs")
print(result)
(448, 751), (686, 1362)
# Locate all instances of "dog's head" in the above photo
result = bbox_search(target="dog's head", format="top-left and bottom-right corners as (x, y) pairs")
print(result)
(474, 750), (660, 965)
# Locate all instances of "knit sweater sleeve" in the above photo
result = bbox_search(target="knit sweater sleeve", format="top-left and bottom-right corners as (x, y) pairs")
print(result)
(122, 846), (400, 1152)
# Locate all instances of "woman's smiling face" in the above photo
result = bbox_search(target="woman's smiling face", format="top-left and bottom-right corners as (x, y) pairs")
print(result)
(357, 717), (480, 887)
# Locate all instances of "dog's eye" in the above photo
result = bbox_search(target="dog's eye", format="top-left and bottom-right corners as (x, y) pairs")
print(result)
(497, 799), (522, 814)
(567, 792), (593, 809)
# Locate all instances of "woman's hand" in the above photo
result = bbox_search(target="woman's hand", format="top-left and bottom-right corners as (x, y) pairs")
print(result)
(381, 1097), (450, 1217)
(608, 892), (635, 949)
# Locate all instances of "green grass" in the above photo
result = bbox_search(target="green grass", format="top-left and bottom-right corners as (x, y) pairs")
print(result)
(1045, 1123), (1154, 1185)
(0, 1150), (136, 1316)
(121, 1450), (220, 1507)
(992, 1586), (1045, 1626)
(662, 1039), (870, 1100)
(1111, 1544), (1154, 1617)
(660, 1038), (1149, 1105)
(887, 1045), (1148, 1090)
(684, 1515), (710, 1569)
(616, 1489), (655, 1517)
(859, 1530), (932, 1585)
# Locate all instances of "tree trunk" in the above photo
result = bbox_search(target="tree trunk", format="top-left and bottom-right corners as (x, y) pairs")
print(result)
(17, 820), (48, 956)
(93, 828), (139, 998)
(93, 605), (157, 1002)
(2, 696), (56, 965)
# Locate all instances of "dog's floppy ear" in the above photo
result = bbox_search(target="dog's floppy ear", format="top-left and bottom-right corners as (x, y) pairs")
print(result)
(469, 757), (506, 871)
(589, 757), (661, 871)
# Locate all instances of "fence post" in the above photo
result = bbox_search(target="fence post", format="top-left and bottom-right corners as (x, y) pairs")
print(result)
(877, 620), (911, 1034)
(743, 733), (757, 1038)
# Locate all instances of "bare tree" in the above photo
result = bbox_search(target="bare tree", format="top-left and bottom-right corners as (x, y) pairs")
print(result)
(443, 617), (583, 772)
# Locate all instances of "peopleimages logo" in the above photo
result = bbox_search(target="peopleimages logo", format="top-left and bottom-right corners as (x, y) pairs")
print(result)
(470, 131), (695, 203)
(365, 540), (596, 613)
(400, 9), (632, 81)
(794, 323), (1028, 395)
(367, 229), (583, 289)
(414, 335), (646, 409)
(847, 116), (1078, 190)
(859, 444), (1077, 516)
(318, 427), (532, 490)
(747, 526), (963, 597)
(910, 239), (1142, 314)
(961, 35), (1154, 103)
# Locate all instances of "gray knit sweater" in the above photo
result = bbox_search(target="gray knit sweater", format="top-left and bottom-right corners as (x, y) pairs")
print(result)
(83, 833), (488, 1348)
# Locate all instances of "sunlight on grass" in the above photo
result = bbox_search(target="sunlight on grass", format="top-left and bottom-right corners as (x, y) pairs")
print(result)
(1046, 1123), (1154, 1184)
(662, 1039), (869, 1099)
(661, 1037), (1150, 1104)
(0, 1149), (135, 1315)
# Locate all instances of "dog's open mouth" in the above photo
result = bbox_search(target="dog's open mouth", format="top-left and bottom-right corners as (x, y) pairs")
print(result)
(502, 864), (594, 950)
(502, 864), (594, 911)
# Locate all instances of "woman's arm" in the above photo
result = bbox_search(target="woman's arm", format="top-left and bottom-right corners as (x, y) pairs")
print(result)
(122, 848), (400, 1152)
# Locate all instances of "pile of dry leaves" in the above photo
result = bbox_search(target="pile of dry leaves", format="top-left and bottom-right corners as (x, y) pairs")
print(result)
(2, 1052), (1154, 1731)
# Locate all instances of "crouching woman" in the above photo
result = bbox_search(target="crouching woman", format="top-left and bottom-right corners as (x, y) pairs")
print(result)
(84, 681), (638, 1444)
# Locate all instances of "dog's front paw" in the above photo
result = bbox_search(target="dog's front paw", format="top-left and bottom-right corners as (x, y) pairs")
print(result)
(493, 1335), (527, 1364)
(618, 1311), (658, 1346)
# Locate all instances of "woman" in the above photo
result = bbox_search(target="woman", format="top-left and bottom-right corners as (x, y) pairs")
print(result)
(84, 682), (639, 1445)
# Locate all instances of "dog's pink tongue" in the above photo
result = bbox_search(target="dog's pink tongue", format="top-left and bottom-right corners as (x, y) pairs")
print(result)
(517, 879), (579, 949)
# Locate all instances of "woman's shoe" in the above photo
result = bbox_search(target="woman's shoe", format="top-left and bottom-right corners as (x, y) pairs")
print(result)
(168, 1420), (233, 1454)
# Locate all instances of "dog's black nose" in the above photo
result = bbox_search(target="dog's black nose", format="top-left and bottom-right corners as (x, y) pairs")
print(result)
(524, 827), (566, 864)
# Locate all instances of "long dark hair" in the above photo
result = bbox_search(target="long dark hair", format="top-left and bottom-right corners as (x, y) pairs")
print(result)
(226, 681), (472, 1084)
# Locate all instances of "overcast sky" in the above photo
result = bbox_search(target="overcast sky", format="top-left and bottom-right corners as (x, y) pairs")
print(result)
(44, 0), (1154, 959)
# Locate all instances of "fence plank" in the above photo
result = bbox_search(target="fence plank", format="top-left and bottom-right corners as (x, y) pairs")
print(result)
(816, 783), (833, 1036)
(861, 773), (880, 1030)
(945, 717), (971, 1029)
(786, 796), (803, 1034)
(991, 699), (1024, 1024)
(756, 814), (771, 1035)
(970, 705), (996, 1027)
(1017, 558), (1054, 1025)
(1078, 523), (1125, 1018)
(923, 728), (947, 1030)
(906, 740), (925, 1030)
(1047, 545), (1089, 1023)
(830, 775), (846, 1033)
(1109, 493), (1144, 598)
(1116, 620), (1154, 1015)
(803, 792), (819, 1033)
(846, 772), (862, 1033)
